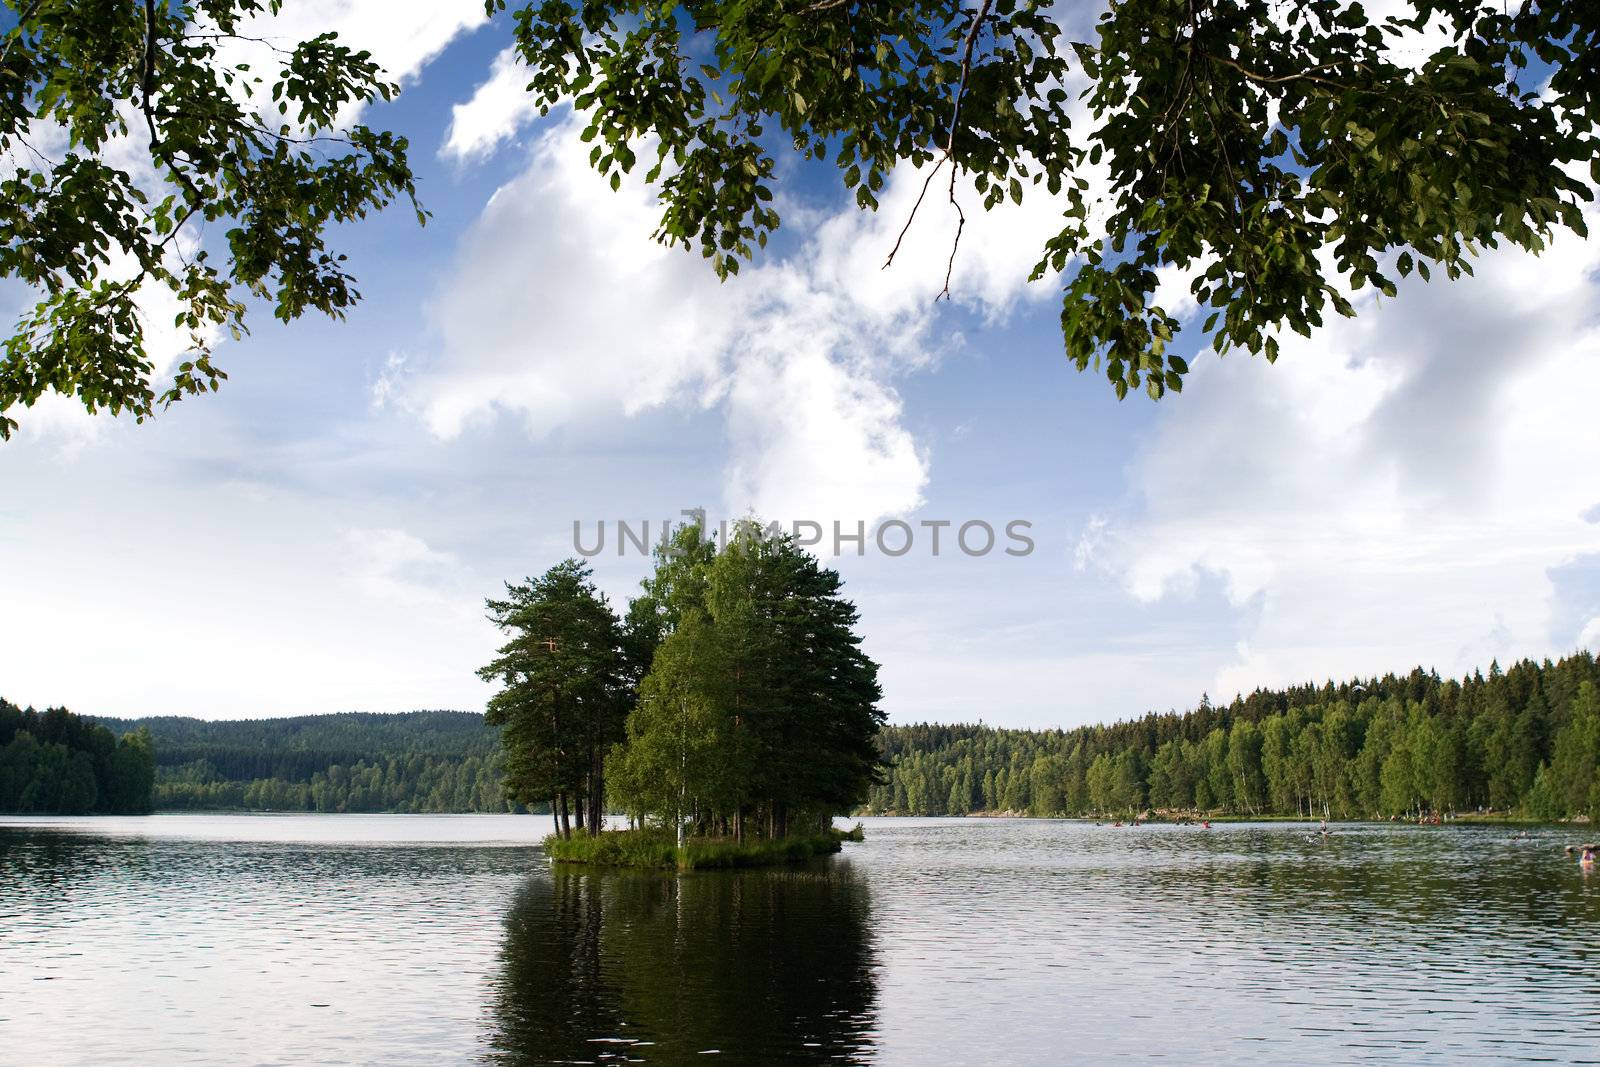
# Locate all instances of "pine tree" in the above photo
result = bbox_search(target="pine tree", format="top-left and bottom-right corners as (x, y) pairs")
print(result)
(478, 560), (628, 838)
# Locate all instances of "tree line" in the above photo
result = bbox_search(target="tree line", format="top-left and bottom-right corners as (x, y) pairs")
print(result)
(0, 699), (155, 814)
(480, 521), (885, 843)
(867, 654), (1600, 822)
(96, 711), (522, 814)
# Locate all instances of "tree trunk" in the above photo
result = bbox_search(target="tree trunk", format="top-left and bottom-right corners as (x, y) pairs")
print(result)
(559, 793), (571, 839)
(551, 797), (561, 837)
(734, 807), (744, 845)
(589, 749), (604, 836)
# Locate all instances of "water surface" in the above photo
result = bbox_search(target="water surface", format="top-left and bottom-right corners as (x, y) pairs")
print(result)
(2, 815), (1597, 1063)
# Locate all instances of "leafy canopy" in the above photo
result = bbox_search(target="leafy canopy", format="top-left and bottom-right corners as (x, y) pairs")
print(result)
(610, 520), (886, 832)
(478, 559), (629, 811)
(3, 1), (1595, 434)
(496, 0), (1596, 398)
(0, 0), (419, 438)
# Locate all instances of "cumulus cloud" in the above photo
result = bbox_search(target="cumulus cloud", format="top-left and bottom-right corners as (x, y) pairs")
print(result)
(1087, 210), (1600, 696)
(397, 104), (1083, 524)
(400, 117), (737, 438)
(220, 0), (487, 127)
(441, 47), (539, 161)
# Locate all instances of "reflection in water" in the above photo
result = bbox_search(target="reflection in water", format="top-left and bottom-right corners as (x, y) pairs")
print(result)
(4, 815), (1600, 1063)
(491, 862), (879, 1064)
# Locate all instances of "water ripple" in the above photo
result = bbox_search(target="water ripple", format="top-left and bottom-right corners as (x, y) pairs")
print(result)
(1, 815), (1597, 1064)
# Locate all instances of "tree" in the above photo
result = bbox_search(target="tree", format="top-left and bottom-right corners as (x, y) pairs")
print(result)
(479, 560), (628, 838)
(1226, 718), (1265, 814)
(496, 0), (1596, 399)
(0, 699), (155, 813)
(10, 3), (1599, 433)
(612, 520), (885, 840)
(1202, 727), (1232, 811)
(0, 0), (420, 437)
(609, 608), (745, 845)
(1549, 682), (1600, 821)
(865, 652), (1600, 822)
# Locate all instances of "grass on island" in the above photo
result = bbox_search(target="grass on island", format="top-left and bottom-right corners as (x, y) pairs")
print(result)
(545, 823), (865, 870)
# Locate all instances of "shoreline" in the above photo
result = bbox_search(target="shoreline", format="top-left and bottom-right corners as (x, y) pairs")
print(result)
(859, 810), (1589, 826)
(543, 826), (862, 870)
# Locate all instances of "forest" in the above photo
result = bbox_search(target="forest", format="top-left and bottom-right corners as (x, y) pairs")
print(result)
(866, 654), (1600, 822)
(0, 699), (155, 814)
(13, 648), (1595, 825)
(93, 711), (516, 813)
(480, 521), (884, 847)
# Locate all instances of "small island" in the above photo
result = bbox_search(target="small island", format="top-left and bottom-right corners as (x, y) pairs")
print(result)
(478, 520), (884, 869)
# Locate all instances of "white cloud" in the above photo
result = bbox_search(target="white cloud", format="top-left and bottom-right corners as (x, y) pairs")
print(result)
(220, 0), (487, 127)
(400, 116), (736, 438)
(397, 110), (1084, 525)
(1091, 211), (1600, 697)
(722, 345), (925, 522)
(441, 47), (538, 161)
(1581, 616), (1600, 653)
(344, 527), (474, 614)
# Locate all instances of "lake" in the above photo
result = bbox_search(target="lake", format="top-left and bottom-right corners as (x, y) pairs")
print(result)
(2, 815), (1597, 1064)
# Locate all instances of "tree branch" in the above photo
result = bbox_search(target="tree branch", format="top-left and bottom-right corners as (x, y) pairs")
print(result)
(142, 0), (206, 213)
(883, 0), (994, 302)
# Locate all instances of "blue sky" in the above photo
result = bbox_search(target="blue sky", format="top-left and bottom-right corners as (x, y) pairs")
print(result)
(2, 2), (1598, 726)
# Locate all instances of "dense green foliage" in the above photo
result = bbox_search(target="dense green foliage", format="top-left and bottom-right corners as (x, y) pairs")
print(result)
(609, 522), (886, 841)
(543, 827), (847, 870)
(867, 654), (1600, 821)
(8, 2), (1598, 430)
(0, 0), (420, 438)
(499, 0), (1598, 399)
(479, 560), (632, 836)
(0, 698), (154, 813)
(95, 710), (516, 812)
(481, 524), (887, 849)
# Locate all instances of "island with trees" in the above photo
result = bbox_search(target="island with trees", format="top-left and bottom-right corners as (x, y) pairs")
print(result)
(9, 624), (1593, 831)
(478, 521), (883, 869)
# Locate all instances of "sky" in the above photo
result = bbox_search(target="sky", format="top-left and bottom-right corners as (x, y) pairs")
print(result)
(2, 2), (1598, 727)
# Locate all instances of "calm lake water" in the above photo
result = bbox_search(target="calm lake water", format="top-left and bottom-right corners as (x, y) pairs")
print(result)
(2, 815), (1597, 1064)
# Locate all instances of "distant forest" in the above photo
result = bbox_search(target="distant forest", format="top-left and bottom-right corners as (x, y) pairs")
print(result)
(10, 650), (1597, 822)
(91, 711), (521, 813)
(866, 653), (1600, 822)
(1, 700), (155, 814)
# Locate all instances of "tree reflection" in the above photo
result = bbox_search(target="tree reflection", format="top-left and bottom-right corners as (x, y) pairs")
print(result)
(488, 859), (878, 1064)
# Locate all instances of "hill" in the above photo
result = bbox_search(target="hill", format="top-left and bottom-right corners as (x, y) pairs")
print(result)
(866, 653), (1600, 822)
(91, 710), (516, 813)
